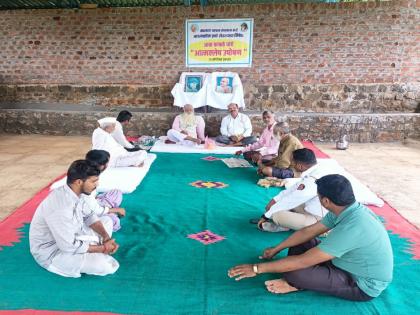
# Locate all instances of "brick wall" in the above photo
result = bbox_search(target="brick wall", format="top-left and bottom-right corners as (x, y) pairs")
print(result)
(0, 1), (419, 112)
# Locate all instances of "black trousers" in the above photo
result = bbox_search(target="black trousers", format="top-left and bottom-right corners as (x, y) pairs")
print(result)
(282, 239), (374, 301)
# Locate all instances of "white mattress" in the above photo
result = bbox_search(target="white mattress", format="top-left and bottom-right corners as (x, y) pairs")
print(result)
(50, 153), (157, 194)
(283, 158), (384, 207)
(150, 139), (244, 155)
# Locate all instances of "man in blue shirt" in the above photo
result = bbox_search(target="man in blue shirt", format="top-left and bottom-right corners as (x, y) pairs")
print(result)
(228, 174), (393, 301)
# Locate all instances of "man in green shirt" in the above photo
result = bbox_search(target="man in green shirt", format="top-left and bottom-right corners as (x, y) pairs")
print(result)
(228, 174), (393, 301)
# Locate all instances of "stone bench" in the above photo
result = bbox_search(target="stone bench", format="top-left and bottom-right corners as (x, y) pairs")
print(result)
(1, 102), (419, 142)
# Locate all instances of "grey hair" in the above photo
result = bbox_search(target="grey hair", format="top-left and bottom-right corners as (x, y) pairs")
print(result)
(273, 121), (290, 134)
(100, 122), (116, 129)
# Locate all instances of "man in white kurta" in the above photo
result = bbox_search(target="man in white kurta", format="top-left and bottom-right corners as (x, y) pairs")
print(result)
(92, 117), (147, 167)
(257, 148), (381, 232)
(111, 110), (139, 150)
(29, 160), (120, 278)
(258, 148), (329, 232)
(216, 103), (257, 146)
(166, 104), (205, 146)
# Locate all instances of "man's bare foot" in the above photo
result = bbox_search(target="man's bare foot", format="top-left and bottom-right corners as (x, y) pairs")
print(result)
(137, 162), (144, 167)
(165, 139), (176, 144)
(265, 279), (299, 294)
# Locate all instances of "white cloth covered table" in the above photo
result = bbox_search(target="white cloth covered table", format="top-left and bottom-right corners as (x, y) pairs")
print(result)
(171, 72), (209, 108)
(206, 71), (245, 109)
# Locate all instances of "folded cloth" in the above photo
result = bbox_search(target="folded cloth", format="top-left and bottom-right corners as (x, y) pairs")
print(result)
(107, 213), (121, 232)
(96, 189), (123, 208)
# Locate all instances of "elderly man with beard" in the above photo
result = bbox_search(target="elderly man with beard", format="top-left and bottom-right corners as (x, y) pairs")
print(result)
(166, 104), (205, 146)
(29, 160), (120, 278)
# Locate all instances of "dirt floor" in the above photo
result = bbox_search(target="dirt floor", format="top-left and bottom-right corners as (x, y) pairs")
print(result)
(317, 141), (420, 228)
(0, 134), (419, 228)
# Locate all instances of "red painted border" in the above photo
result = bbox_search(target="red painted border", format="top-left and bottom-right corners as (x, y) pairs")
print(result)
(0, 310), (120, 315)
(0, 143), (418, 314)
(0, 174), (65, 250)
(370, 201), (420, 259)
(302, 140), (331, 159)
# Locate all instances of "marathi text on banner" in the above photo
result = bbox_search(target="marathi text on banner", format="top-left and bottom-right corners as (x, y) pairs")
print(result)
(185, 19), (253, 68)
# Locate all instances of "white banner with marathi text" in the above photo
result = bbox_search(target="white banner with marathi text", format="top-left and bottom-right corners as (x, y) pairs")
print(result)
(185, 19), (253, 68)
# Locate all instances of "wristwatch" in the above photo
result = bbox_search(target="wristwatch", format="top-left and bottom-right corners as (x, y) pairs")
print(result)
(252, 264), (259, 274)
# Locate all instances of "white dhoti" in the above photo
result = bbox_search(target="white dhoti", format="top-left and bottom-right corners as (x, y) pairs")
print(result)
(272, 205), (321, 231)
(167, 129), (197, 147)
(47, 216), (119, 278)
(114, 150), (147, 167)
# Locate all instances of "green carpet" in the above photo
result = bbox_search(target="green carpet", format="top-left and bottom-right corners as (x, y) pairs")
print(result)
(0, 153), (419, 314)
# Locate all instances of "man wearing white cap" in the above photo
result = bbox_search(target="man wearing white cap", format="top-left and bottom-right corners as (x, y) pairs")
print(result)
(92, 117), (147, 167)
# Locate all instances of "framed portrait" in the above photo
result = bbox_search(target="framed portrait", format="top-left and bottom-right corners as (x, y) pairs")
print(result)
(185, 75), (203, 93)
(215, 76), (233, 94)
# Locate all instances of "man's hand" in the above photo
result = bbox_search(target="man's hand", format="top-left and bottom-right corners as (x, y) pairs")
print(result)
(265, 199), (276, 212)
(110, 207), (126, 217)
(228, 264), (257, 281)
(230, 135), (239, 143)
(103, 239), (119, 255)
(257, 216), (268, 229)
(181, 130), (188, 135)
(251, 152), (262, 164)
(235, 150), (243, 156)
(259, 247), (279, 260)
(195, 138), (202, 145)
(257, 160), (264, 175)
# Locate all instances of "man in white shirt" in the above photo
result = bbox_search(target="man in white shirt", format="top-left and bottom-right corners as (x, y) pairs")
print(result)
(257, 148), (329, 232)
(85, 149), (125, 232)
(216, 103), (257, 146)
(92, 117), (147, 167)
(112, 110), (141, 151)
(29, 160), (120, 278)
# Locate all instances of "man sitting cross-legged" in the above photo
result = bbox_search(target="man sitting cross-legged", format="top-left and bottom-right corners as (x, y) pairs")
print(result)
(111, 110), (141, 152)
(257, 148), (328, 232)
(215, 103), (257, 146)
(235, 110), (279, 164)
(258, 122), (303, 179)
(228, 174), (393, 301)
(30, 160), (120, 278)
(166, 104), (205, 146)
(85, 149), (126, 232)
(92, 117), (147, 167)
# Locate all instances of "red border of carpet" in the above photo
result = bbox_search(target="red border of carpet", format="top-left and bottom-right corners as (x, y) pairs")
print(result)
(0, 142), (418, 314)
(0, 311), (119, 315)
